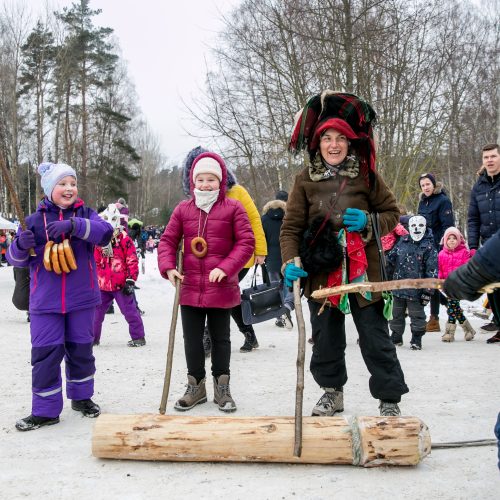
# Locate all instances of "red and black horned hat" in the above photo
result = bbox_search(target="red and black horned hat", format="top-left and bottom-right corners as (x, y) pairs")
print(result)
(289, 90), (377, 175)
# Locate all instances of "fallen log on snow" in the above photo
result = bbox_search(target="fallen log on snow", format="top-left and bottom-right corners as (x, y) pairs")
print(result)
(92, 414), (431, 467)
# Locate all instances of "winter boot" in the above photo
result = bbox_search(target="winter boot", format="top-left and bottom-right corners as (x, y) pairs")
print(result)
(213, 374), (237, 412)
(379, 401), (401, 417)
(486, 331), (500, 343)
(441, 323), (456, 342)
(480, 321), (498, 332)
(15, 414), (60, 432)
(203, 327), (212, 358)
(240, 329), (259, 353)
(461, 319), (476, 341)
(71, 399), (101, 417)
(390, 332), (403, 346)
(311, 388), (344, 416)
(127, 337), (146, 347)
(425, 315), (441, 332)
(174, 375), (207, 411)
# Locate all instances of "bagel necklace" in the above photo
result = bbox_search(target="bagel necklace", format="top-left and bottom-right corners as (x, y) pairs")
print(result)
(191, 210), (209, 258)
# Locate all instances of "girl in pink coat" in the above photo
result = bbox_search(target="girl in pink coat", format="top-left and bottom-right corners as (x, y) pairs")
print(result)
(158, 152), (254, 413)
(439, 227), (476, 342)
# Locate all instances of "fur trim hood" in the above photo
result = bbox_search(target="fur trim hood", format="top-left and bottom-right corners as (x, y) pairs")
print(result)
(262, 199), (286, 215)
(182, 146), (238, 197)
(418, 181), (446, 201)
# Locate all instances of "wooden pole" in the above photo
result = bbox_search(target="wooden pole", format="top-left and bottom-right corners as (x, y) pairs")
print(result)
(92, 414), (431, 467)
(293, 257), (306, 457)
(159, 244), (183, 414)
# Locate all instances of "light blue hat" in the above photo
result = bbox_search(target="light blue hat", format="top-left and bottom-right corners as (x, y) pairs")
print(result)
(37, 162), (77, 201)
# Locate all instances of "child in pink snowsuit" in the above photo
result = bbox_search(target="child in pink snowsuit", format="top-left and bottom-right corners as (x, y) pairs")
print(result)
(439, 227), (476, 342)
(93, 204), (146, 347)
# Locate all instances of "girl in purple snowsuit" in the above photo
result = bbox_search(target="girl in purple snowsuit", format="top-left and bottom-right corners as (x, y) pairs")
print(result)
(7, 162), (113, 431)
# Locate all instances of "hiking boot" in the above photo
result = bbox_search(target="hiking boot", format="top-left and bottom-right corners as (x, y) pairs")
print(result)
(71, 399), (101, 417)
(390, 332), (403, 346)
(127, 337), (146, 347)
(480, 321), (498, 332)
(410, 342), (422, 350)
(486, 331), (500, 344)
(379, 401), (401, 416)
(425, 315), (440, 332)
(213, 374), (237, 412)
(311, 388), (344, 416)
(461, 319), (476, 341)
(174, 375), (207, 411)
(240, 330), (259, 353)
(441, 323), (456, 342)
(203, 327), (211, 358)
(15, 414), (60, 431)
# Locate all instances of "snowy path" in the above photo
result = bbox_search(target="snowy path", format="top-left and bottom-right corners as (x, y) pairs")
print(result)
(0, 252), (498, 499)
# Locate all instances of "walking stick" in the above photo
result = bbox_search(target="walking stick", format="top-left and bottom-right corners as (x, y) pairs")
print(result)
(0, 150), (35, 255)
(293, 257), (307, 457)
(159, 243), (184, 414)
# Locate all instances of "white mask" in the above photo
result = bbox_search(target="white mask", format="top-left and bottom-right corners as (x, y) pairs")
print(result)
(409, 215), (426, 242)
(194, 189), (219, 213)
(99, 203), (122, 230)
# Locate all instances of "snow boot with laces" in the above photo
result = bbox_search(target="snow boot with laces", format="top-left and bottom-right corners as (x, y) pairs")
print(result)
(311, 388), (344, 416)
(441, 323), (456, 342)
(15, 414), (60, 431)
(174, 375), (207, 411)
(213, 374), (237, 412)
(71, 398), (101, 417)
(461, 319), (476, 341)
(379, 401), (401, 416)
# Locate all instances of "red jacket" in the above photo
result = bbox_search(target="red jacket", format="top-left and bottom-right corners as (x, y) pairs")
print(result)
(158, 152), (255, 309)
(438, 242), (471, 280)
(94, 230), (138, 291)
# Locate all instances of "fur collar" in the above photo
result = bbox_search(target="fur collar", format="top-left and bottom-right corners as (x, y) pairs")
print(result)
(262, 199), (286, 215)
(308, 153), (360, 182)
(418, 181), (444, 201)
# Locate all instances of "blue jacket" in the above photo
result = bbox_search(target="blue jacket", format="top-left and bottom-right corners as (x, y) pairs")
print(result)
(467, 171), (500, 249)
(418, 183), (454, 248)
(385, 229), (438, 300)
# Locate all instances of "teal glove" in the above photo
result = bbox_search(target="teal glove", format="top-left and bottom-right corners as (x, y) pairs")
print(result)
(284, 263), (308, 287)
(342, 208), (367, 232)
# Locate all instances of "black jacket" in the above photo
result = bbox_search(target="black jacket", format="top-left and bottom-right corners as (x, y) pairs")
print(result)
(261, 199), (286, 274)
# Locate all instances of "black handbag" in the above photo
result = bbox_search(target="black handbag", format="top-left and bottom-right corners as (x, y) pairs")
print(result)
(241, 263), (286, 325)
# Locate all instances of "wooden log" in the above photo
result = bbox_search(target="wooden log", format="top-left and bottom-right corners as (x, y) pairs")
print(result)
(92, 414), (431, 467)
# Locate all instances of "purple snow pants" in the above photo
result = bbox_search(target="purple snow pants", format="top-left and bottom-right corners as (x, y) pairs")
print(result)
(93, 290), (145, 343)
(30, 307), (96, 418)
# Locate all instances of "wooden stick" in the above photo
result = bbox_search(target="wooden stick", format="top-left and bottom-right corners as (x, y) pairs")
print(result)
(159, 244), (184, 414)
(311, 278), (500, 299)
(0, 150), (35, 255)
(293, 257), (306, 457)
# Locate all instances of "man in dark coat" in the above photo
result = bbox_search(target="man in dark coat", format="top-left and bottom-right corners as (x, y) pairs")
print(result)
(467, 143), (500, 342)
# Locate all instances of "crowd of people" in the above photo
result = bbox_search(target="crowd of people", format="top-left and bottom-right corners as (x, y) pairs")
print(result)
(3, 92), (499, 471)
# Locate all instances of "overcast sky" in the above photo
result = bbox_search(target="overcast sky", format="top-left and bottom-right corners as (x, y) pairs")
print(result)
(19, 0), (241, 165)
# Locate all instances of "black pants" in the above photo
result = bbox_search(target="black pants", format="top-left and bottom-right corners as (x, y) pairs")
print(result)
(430, 289), (440, 316)
(181, 306), (231, 381)
(309, 297), (409, 403)
(488, 289), (500, 327)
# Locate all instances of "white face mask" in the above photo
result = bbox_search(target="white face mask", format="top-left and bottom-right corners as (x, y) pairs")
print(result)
(409, 215), (427, 242)
(194, 189), (219, 213)
(99, 203), (122, 231)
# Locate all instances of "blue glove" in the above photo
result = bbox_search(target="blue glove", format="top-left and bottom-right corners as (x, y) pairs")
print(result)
(46, 219), (73, 239)
(17, 230), (35, 251)
(342, 208), (367, 232)
(284, 263), (308, 288)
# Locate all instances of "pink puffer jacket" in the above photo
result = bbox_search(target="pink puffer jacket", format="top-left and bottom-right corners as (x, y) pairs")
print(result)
(438, 242), (471, 279)
(158, 152), (255, 309)
(94, 231), (139, 291)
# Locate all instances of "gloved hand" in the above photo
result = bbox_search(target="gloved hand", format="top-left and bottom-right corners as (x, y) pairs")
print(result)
(443, 257), (495, 301)
(122, 279), (135, 296)
(284, 263), (308, 288)
(420, 293), (431, 306)
(46, 219), (73, 239)
(342, 208), (367, 232)
(17, 230), (35, 251)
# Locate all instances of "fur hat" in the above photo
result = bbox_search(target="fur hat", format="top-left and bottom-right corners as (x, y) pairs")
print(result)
(418, 172), (436, 187)
(192, 156), (223, 182)
(37, 162), (77, 202)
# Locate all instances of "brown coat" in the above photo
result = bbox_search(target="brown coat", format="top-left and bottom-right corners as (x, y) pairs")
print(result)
(280, 157), (399, 306)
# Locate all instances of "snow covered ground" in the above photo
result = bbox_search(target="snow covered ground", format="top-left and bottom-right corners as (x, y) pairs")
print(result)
(0, 251), (499, 499)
